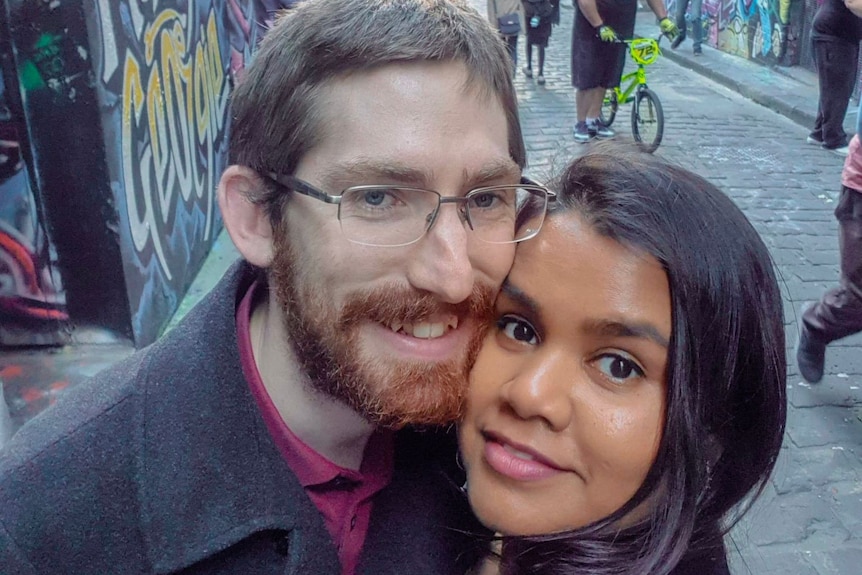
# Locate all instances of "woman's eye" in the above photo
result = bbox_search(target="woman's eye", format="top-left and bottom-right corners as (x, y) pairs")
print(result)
(595, 354), (645, 383)
(497, 315), (538, 345)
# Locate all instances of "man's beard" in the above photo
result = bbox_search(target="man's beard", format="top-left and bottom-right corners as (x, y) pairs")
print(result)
(269, 238), (496, 429)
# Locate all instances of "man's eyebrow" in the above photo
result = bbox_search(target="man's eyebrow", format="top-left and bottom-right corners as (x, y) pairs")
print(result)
(465, 158), (522, 188)
(585, 319), (670, 349)
(322, 159), (433, 189)
(321, 157), (521, 192)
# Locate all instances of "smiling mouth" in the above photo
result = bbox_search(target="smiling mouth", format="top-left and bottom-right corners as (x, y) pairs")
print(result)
(385, 317), (459, 339)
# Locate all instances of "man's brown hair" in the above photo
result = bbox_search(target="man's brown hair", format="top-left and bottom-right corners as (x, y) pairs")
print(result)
(228, 0), (526, 224)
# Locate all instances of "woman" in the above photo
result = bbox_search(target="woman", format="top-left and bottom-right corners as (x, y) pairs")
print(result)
(520, 0), (559, 85)
(459, 149), (787, 574)
(488, 0), (525, 75)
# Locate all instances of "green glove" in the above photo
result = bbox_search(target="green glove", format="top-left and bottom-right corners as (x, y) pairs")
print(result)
(598, 25), (619, 43)
(659, 17), (680, 40)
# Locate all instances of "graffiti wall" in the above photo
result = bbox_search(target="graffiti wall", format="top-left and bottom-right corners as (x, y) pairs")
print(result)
(0, 70), (68, 346)
(668, 0), (798, 65)
(0, 0), (292, 348)
(89, 0), (274, 345)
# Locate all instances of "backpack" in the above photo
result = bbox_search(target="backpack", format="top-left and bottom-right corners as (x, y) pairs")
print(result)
(523, 0), (554, 19)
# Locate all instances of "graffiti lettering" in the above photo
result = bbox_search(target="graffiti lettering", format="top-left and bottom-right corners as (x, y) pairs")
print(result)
(122, 7), (229, 281)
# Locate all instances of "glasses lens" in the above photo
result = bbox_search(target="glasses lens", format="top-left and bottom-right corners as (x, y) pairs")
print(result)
(338, 187), (440, 247)
(468, 186), (549, 244)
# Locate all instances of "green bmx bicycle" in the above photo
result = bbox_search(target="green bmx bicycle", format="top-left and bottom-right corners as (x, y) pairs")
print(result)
(599, 37), (664, 153)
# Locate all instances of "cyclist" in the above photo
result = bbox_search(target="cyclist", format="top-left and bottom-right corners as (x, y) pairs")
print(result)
(571, 0), (678, 143)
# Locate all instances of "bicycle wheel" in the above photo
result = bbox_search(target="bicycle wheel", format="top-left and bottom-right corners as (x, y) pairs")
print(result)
(599, 90), (618, 127)
(631, 88), (664, 153)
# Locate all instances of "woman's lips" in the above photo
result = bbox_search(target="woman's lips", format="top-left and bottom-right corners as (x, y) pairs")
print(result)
(482, 431), (566, 481)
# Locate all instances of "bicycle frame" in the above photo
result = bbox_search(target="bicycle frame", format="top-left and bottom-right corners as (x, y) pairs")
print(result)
(611, 65), (648, 105)
(610, 37), (660, 104)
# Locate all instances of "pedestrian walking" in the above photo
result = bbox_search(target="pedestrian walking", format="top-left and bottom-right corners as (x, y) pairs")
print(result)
(669, 0), (703, 55)
(571, 0), (678, 142)
(797, 134), (862, 383)
(488, 0), (525, 74)
(807, 0), (862, 155)
(521, 0), (560, 85)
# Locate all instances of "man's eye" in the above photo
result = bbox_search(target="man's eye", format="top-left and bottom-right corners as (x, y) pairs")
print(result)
(497, 315), (539, 345)
(594, 354), (645, 383)
(362, 189), (393, 207)
(470, 192), (499, 209)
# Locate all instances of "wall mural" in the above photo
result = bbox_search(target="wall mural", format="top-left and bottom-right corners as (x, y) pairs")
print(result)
(668, 0), (795, 64)
(0, 0), (294, 348)
(90, 0), (285, 345)
(0, 71), (67, 346)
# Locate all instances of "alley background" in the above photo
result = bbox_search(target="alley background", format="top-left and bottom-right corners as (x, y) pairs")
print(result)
(1, 0), (861, 572)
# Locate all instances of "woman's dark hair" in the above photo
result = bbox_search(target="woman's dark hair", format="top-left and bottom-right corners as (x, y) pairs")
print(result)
(499, 147), (787, 575)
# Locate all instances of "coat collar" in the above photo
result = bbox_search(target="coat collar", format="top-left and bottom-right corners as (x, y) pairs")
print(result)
(134, 261), (338, 573)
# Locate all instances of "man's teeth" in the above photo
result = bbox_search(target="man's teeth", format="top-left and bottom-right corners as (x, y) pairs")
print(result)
(387, 319), (458, 338)
(503, 443), (536, 461)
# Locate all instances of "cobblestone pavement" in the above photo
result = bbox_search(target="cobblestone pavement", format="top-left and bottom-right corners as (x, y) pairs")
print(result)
(473, 1), (862, 573)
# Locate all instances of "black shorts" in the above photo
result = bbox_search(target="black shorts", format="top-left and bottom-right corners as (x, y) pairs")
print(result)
(570, 0), (637, 89)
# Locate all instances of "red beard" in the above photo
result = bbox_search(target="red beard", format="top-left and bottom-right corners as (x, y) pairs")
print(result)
(270, 236), (495, 429)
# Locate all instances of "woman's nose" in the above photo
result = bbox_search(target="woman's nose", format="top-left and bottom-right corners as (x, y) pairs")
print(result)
(500, 351), (575, 432)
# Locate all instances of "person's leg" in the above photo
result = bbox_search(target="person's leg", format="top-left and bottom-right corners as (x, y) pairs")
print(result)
(585, 88), (604, 119)
(523, 41), (534, 76)
(671, 0), (689, 49)
(799, 187), (862, 382)
(857, 93), (862, 137)
(506, 34), (519, 74)
(537, 46), (546, 84)
(576, 87), (602, 122)
(817, 39), (857, 149)
(574, 87), (603, 142)
(690, 0), (703, 53)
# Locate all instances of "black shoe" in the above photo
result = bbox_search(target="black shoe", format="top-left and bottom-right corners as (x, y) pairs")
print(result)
(796, 317), (827, 384)
(671, 32), (686, 50)
(693, 46), (702, 56)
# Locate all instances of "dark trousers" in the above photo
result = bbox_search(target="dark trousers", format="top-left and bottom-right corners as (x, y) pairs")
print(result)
(803, 187), (862, 343)
(504, 34), (518, 73)
(811, 38), (858, 149)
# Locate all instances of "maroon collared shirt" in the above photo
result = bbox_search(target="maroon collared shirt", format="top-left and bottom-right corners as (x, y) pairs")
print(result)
(236, 281), (394, 575)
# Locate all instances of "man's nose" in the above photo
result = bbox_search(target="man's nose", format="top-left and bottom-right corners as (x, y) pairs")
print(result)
(405, 202), (474, 304)
(500, 351), (574, 432)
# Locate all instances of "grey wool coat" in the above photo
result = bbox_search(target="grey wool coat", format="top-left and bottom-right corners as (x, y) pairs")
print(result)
(0, 261), (487, 575)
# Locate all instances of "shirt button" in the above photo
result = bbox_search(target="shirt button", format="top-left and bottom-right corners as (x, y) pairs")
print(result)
(350, 515), (357, 530)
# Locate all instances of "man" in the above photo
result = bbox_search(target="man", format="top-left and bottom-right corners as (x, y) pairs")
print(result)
(570, 0), (678, 142)
(806, 0), (862, 155)
(669, 0), (704, 56)
(797, 135), (862, 383)
(0, 1), (554, 573)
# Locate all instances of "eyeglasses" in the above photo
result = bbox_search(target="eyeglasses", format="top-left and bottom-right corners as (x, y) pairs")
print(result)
(262, 172), (556, 248)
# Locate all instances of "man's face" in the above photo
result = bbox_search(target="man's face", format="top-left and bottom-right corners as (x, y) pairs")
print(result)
(270, 61), (519, 428)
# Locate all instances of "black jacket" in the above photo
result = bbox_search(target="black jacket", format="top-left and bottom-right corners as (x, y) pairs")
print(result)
(0, 261), (485, 574)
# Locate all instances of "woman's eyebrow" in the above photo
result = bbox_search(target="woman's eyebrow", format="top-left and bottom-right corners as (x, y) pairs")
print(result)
(585, 319), (670, 349)
(500, 279), (540, 318)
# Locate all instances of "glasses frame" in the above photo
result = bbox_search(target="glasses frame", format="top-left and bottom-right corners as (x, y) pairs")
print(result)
(261, 171), (556, 247)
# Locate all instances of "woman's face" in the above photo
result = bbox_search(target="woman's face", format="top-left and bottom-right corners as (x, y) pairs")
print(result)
(459, 213), (671, 536)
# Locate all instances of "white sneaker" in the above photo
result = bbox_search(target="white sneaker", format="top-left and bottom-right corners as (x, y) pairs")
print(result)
(828, 145), (850, 156)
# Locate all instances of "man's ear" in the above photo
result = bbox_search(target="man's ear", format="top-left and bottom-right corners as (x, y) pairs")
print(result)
(218, 165), (275, 268)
